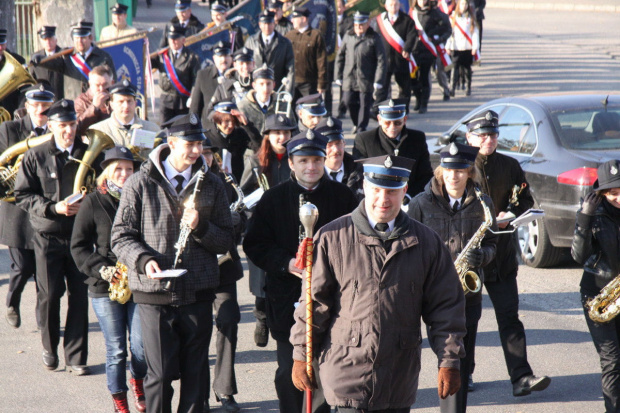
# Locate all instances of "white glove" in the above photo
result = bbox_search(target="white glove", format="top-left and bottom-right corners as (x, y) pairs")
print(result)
(334, 79), (343, 87)
(373, 83), (382, 90)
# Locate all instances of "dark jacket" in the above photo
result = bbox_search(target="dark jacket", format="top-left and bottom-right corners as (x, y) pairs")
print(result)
(371, 11), (416, 74)
(327, 151), (364, 201)
(290, 204), (466, 410)
(70, 190), (120, 296)
(353, 126), (433, 197)
(74, 89), (112, 138)
(210, 68), (253, 109)
(475, 150), (534, 281)
(239, 151), (291, 194)
(159, 14), (205, 48)
(30, 46), (65, 99)
(285, 28), (328, 90)
(411, 6), (452, 60)
(408, 179), (497, 306)
(245, 31), (295, 94)
(190, 65), (224, 127)
(216, 171), (246, 285)
(571, 199), (620, 297)
(243, 174), (358, 340)
(0, 114), (41, 248)
(336, 27), (386, 93)
(205, 123), (252, 183)
(275, 18), (294, 36)
(151, 47), (201, 111)
(14, 138), (90, 239)
(473, 0), (486, 20)
(110, 144), (234, 306)
(237, 90), (276, 145)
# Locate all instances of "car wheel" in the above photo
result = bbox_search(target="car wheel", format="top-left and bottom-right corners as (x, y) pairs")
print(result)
(517, 208), (564, 268)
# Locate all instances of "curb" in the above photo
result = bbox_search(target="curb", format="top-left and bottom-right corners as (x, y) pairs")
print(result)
(487, 1), (620, 13)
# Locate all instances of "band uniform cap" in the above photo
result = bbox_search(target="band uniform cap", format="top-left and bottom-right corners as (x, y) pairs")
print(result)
(108, 79), (138, 97)
(465, 109), (500, 134)
(0, 29), (7, 44)
(297, 93), (327, 117)
(71, 21), (93, 37)
(110, 2), (129, 14)
(440, 142), (479, 170)
(100, 146), (138, 170)
(24, 84), (55, 103)
(291, 7), (311, 18)
(210, 1), (228, 13)
(174, 0), (192, 11)
(263, 114), (296, 134)
(356, 155), (415, 189)
(38, 26), (57, 39)
(377, 98), (407, 121)
(353, 11), (370, 24)
(213, 101), (237, 114)
(593, 160), (620, 191)
(259, 10), (276, 23)
(315, 116), (344, 142)
(233, 47), (254, 62)
(252, 64), (275, 81)
(167, 24), (187, 39)
(213, 40), (232, 56)
(286, 129), (327, 157)
(43, 99), (77, 122)
(268, 0), (284, 9)
(161, 113), (206, 141)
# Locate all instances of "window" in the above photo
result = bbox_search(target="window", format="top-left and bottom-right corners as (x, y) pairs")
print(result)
(497, 106), (536, 155)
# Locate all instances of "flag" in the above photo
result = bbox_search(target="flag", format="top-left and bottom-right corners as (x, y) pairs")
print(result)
(228, 0), (263, 38)
(295, 0), (339, 58)
(343, 0), (394, 19)
(185, 28), (232, 68)
(100, 35), (147, 97)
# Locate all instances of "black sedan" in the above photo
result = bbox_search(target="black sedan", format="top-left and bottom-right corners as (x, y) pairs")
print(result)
(431, 93), (620, 268)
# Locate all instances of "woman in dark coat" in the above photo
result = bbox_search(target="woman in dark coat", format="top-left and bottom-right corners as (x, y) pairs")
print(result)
(70, 147), (146, 413)
(571, 160), (620, 413)
(408, 142), (497, 413)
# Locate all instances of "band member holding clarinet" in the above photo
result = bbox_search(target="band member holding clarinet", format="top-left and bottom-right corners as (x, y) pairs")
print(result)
(111, 113), (233, 413)
(243, 129), (358, 413)
(291, 154), (466, 412)
(408, 143), (497, 413)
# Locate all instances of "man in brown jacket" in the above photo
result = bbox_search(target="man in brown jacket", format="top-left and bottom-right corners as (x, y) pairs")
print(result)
(285, 7), (328, 101)
(291, 155), (466, 412)
(74, 65), (113, 138)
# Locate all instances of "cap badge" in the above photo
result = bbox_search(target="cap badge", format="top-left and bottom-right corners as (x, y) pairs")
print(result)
(449, 143), (458, 155)
(485, 112), (493, 121)
(388, 99), (394, 108)
(189, 113), (198, 125)
(277, 115), (284, 122)
(120, 147), (128, 153)
(39, 85), (45, 92)
(306, 130), (314, 140)
(61, 100), (68, 107)
(384, 156), (393, 169)
(611, 165), (618, 176)
(326, 117), (334, 127)
(122, 79), (129, 86)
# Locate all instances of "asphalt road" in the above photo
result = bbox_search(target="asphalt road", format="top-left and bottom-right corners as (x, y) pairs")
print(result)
(1, 3), (620, 412)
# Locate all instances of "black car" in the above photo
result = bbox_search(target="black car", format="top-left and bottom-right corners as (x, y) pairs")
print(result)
(431, 93), (620, 268)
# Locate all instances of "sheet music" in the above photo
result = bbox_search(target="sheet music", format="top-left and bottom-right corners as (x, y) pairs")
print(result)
(150, 269), (187, 279)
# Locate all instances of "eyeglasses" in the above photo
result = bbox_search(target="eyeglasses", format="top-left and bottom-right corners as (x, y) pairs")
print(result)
(469, 132), (498, 140)
(383, 120), (405, 127)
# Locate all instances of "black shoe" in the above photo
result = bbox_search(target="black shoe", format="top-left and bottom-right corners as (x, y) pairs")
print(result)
(468, 374), (475, 392)
(418, 105), (427, 114)
(450, 88), (455, 97)
(413, 100), (421, 111)
(466, 89), (471, 96)
(42, 351), (58, 371)
(350, 126), (358, 134)
(6, 306), (20, 328)
(216, 394), (240, 412)
(512, 374), (551, 397)
(203, 400), (210, 413)
(254, 321), (269, 347)
(68, 365), (91, 376)
(443, 95), (450, 101)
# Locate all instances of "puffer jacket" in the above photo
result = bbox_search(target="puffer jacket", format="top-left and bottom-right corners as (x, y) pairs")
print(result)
(110, 144), (233, 306)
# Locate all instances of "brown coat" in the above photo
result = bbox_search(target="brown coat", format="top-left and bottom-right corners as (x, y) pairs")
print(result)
(290, 205), (466, 410)
(74, 89), (112, 138)
(285, 28), (328, 89)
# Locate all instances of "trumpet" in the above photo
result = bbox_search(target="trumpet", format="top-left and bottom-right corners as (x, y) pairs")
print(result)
(274, 78), (293, 118)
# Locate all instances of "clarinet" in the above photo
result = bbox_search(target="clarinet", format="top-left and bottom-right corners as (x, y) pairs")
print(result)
(163, 170), (205, 291)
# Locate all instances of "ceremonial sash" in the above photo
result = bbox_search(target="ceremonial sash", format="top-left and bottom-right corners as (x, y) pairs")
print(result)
(375, 13), (418, 78)
(437, 0), (452, 14)
(161, 51), (191, 97)
(69, 53), (92, 80)
(409, 10), (453, 69)
(454, 19), (481, 63)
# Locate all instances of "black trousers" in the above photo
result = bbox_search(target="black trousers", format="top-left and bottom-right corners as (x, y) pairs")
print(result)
(343, 91), (373, 130)
(411, 55), (435, 107)
(582, 292), (620, 413)
(440, 304), (482, 413)
(211, 281), (240, 397)
(139, 300), (213, 413)
(335, 408), (410, 413)
(375, 71), (411, 109)
(34, 233), (88, 365)
(325, 60), (335, 114)
(160, 105), (189, 125)
(254, 296), (267, 322)
(6, 247), (37, 309)
(483, 274), (533, 383)
(435, 56), (451, 97)
(275, 339), (330, 413)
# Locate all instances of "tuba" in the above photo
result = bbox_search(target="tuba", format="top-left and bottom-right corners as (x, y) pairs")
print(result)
(72, 129), (116, 194)
(0, 132), (53, 202)
(0, 51), (36, 124)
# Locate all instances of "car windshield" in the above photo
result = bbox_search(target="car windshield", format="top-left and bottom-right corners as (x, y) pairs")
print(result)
(552, 107), (620, 150)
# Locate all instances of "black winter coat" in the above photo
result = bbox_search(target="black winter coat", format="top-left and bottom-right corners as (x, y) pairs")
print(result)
(239, 151), (291, 194)
(159, 15), (205, 48)
(245, 31), (295, 94)
(30, 46), (64, 100)
(205, 123), (252, 183)
(336, 27), (386, 93)
(151, 47), (201, 111)
(353, 126), (433, 197)
(371, 11), (416, 74)
(190, 65), (223, 127)
(243, 174), (358, 340)
(216, 171), (246, 285)
(411, 7), (452, 60)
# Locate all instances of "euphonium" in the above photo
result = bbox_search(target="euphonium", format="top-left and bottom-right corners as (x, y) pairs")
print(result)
(453, 186), (493, 294)
(72, 129), (116, 194)
(0, 132), (53, 202)
(0, 51), (36, 124)
(587, 275), (620, 323)
(108, 262), (132, 305)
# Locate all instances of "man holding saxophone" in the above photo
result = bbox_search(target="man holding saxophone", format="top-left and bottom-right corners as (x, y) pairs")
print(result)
(111, 113), (233, 413)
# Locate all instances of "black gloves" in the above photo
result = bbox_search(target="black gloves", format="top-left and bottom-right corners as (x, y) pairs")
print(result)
(465, 248), (485, 268)
(581, 192), (602, 216)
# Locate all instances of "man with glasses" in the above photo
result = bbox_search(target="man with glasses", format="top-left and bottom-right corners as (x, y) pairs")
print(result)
(353, 99), (433, 198)
(464, 109), (551, 397)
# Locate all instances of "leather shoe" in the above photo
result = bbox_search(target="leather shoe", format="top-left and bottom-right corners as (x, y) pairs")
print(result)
(443, 94), (450, 101)
(468, 374), (475, 392)
(254, 320), (269, 347)
(512, 374), (551, 397)
(68, 364), (91, 376)
(6, 306), (20, 328)
(42, 351), (58, 370)
(203, 400), (210, 413)
(216, 393), (240, 412)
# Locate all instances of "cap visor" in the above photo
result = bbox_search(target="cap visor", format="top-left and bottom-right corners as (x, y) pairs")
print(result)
(290, 149), (326, 157)
(440, 162), (472, 170)
(365, 177), (407, 189)
(470, 127), (499, 134)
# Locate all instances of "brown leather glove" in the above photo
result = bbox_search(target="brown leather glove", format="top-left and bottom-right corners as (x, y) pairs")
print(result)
(437, 367), (461, 399)
(291, 359), (316, 392)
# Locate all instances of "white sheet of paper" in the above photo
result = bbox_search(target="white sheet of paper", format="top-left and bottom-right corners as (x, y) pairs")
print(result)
(150, 269), (187, 279)
(221, 149), (232, 174)
(510, 209), (545, 228)
(131, 129), (157, 149)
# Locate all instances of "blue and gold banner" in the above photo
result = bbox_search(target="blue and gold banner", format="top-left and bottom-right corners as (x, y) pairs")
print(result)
(185, 28), (232, 68)
(228, 0), (263, 38)
(99, 34), (147, 96)
(295, 0), (338, 58)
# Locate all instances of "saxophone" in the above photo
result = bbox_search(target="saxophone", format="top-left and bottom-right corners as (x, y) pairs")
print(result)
(453, 186), (494, 295)
(108, 262), (132, 304)
(587, 276), (620, 323)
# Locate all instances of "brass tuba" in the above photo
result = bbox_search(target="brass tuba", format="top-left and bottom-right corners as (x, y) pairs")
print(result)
(0, 132), (53, 202)
(72, 129), (116, 194)
(0, 51), (36, 124)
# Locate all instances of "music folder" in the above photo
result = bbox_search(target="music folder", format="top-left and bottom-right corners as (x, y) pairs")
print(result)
(150, 269), (187, 279)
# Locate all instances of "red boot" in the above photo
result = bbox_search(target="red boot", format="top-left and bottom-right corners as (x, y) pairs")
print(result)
(112, 392), (130, 413)
(129, 377), (147, 412)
